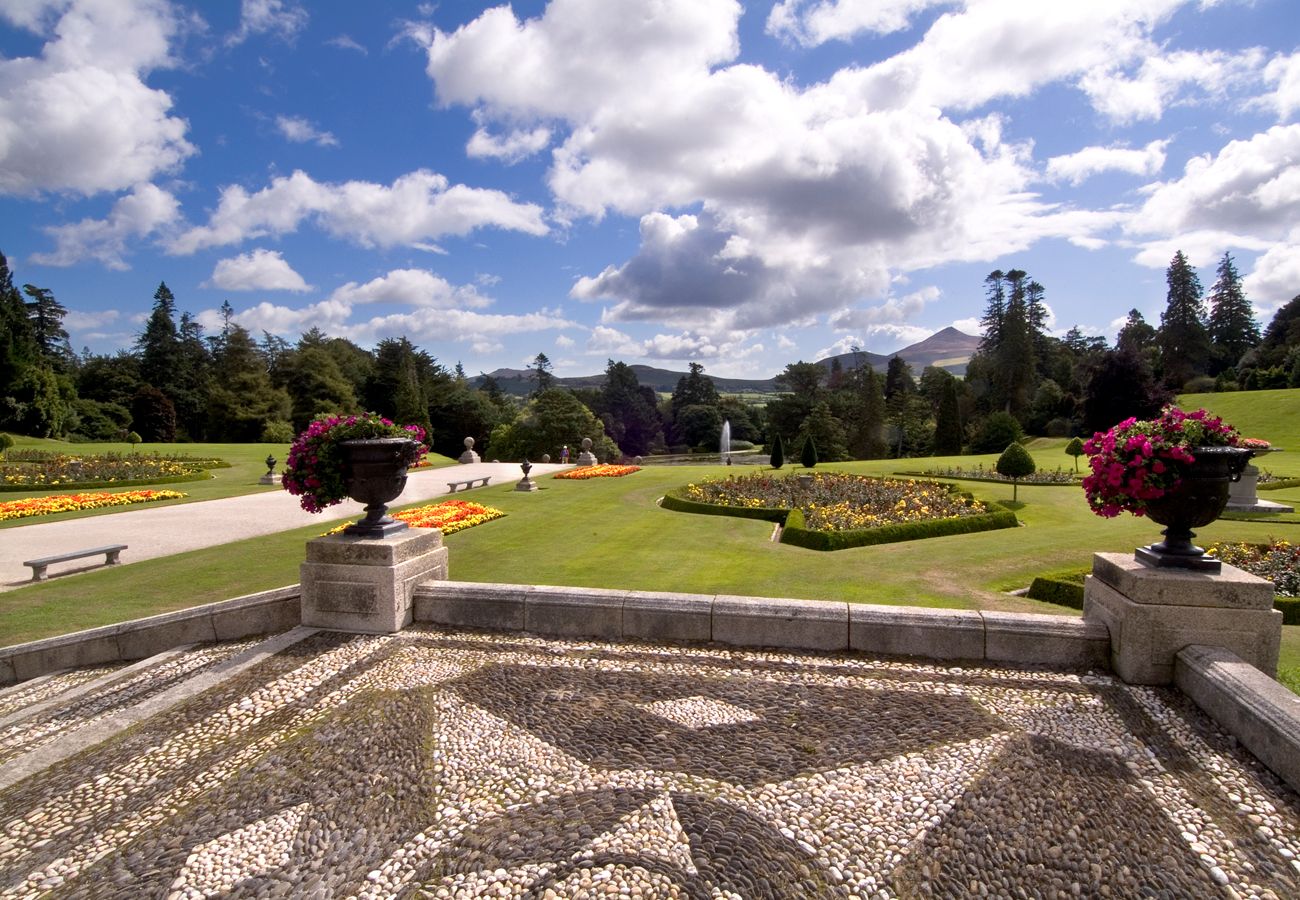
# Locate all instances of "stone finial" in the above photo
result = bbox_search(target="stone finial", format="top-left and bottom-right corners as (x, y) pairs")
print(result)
(464, 437), (475, 449)
(458, 436), (481, 465)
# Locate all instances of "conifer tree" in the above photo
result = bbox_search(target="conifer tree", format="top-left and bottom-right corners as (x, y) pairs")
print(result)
(800, 434), (818, 468)
(933, 377), (963, 455)
(1156, 251), (1210, 388)
(769, 432), (785, 469)
(1207, 252), (1260, 374)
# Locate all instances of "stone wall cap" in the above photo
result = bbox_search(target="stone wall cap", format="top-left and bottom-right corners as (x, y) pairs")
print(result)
(1091, 552), (1274, 609)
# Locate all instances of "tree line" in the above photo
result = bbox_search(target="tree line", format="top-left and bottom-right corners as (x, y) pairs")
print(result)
(2, 248), (1297, 462)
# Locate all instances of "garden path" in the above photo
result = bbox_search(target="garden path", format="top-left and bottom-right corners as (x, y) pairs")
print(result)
(0, 462), (568, 590)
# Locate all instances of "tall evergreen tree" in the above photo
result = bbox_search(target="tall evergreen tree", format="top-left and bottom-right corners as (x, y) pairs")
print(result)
(1207, 252), (1260, 373)
(933, 377), (963, 455)
(883, 355), (914, 399)
(528, 352), (555, 396)
(596, 360), (663, 456)
(1116, 309), (1156, 354)
(21, 284), (72, 370)
(0, 252), (38, 393)
(836, 361), (888, 459)
(137, 282), (180, 390)
(978, 270), (1006, 354)
(1156, 250), (1210, 388)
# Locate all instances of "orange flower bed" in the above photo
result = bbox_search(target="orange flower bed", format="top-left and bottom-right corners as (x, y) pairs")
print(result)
(553, 464), (641, 480)
(0, 490), (187, 522)
(326, 499), (504, 536)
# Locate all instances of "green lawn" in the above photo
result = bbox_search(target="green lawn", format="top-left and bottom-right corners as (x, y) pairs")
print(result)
(3, 393), (1298, 680)
(0, 435), (456, 528)
(1178, 388), (1300, 461)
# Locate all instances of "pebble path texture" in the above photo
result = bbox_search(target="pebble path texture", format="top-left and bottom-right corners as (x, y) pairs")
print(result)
(0, 626), (1297, 899)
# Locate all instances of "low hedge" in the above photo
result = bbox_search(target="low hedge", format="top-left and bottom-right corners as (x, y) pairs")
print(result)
(0, 470), (214, 492)
(779, 508), (1019, 552)
(1259, 478), (1300, 491)
(1276, 597), (1300, 625)
(1024, 570), (1299, 620)
(663, 484), (1018, 552)
(659, 490), (788, 523)
(1027, 574), (1087, 610)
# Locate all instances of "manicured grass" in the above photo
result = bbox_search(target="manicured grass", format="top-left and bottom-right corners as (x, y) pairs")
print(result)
(1178, 388), (1300, 470)
(6, 461), (1300, 647)
(0, 435), (455, 529)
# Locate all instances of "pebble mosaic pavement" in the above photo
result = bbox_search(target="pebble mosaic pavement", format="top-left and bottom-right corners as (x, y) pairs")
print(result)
(1, 626), (1298, 899)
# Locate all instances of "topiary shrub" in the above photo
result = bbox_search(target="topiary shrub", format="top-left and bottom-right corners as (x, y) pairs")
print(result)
(1065, 436), (1085, 471)
(0, 432), (12, 456)
(801, 435), (818, 469)
(769, 432), (785, 469)
(996, 441), (1036, 501)
(126, 431), (142, 450)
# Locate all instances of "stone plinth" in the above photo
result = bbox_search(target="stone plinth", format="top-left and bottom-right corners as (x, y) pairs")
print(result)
(258, 473), (282, 485)
(1226, 459), (1294, 513)
(300, 529), (448, 633)
(1083, 552), (1280, 685)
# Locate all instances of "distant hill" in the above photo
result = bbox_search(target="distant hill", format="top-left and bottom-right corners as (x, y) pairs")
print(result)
(475, 327), (981, 396)
(818, 326), (981, 377)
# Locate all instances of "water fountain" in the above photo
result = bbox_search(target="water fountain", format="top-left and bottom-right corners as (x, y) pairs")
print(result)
(720, 419), (731, 466)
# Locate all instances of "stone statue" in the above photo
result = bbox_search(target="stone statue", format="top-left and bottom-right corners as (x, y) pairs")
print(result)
(576, 437), (598, 467)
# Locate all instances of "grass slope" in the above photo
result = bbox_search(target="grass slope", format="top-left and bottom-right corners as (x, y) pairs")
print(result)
(1178, 388), (1300, 468)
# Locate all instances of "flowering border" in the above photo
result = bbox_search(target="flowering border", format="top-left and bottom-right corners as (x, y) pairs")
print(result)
(325, 499), (504, 536)
(554, 464), (641, 480)
(0, 490), (187, 522)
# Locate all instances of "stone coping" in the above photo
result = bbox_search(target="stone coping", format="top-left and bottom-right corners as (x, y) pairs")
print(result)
(413, 581), (1112, 670)
(1176, 644), (1300, 795)
(0, 585), (301, 685)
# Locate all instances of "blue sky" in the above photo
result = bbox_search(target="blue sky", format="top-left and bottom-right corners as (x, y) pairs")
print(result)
(2, 0), (1298, 377)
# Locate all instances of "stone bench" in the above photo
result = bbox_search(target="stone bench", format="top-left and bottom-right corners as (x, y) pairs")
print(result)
(24, 544), (127, 582)
(445, 476), (491, 493)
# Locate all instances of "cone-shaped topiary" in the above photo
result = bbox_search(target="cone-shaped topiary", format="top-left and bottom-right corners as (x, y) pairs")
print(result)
(769, 432), (785, 469)
(996, 440), (1036, 501)
(801, 435), (818, 469)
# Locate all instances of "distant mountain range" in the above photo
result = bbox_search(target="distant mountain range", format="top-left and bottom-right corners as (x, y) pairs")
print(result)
(475, 326), (981, 396)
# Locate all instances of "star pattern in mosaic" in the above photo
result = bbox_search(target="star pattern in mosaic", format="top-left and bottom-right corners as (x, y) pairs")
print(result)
(0, 627), (1295, 899)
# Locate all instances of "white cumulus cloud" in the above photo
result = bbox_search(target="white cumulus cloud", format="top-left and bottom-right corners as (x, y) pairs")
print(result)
(169, 169), (548, 254)
(1046, 139), (1169, 185)
(31, 183), (180, 269)
(228, 0), (306, 46)
(766, 0), (949, 46)
(275, 115), (338, 147)
(327, 269), (491, 309)
(0, 0), (194, 196)
(206, 249), (311, 292)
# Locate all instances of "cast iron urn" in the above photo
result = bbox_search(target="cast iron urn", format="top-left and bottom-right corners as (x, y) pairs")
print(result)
(339, 437), (421, 538)
(1135, 445), (1252, 572)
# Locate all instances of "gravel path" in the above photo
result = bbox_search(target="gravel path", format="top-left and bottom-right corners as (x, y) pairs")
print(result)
(0, 463), (568, 590)
(0, 626), (1296, 898)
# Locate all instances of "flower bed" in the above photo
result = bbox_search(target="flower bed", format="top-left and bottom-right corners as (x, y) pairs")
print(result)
(1208, 540), (1300, 598)
(326, 499), (504, 536)
(0, 490), (187, 522)
(554, 464), (641, 480)
(664, 472), (1017, 551)
(0, 452), (226, 489)
(903, 465), (1078, 485)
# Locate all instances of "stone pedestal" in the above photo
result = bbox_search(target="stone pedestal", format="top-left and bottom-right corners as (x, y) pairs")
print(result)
(515, 476), (538, 492)
(259, 473), (282, 485)
(458, 436), (481, 465)
(1227, 460), (1293, 513)
(301, 529), (448, 633)
(1082, 552), (1280, 685)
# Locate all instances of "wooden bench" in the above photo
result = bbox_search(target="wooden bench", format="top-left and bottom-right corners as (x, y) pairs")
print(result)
(446, 476), (491, 493)
(24, 544), (127, 582)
